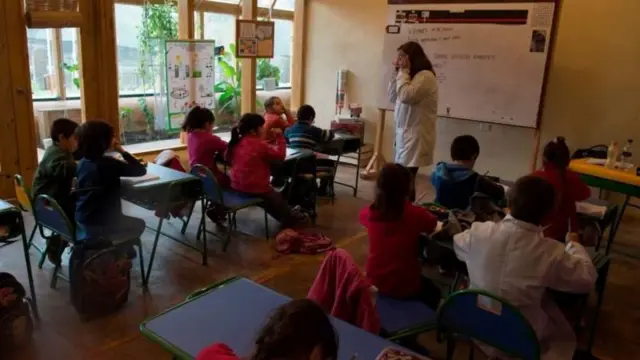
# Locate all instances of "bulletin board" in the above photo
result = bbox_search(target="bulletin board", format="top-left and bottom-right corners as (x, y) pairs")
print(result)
(235, 19), (275, 58)
(379, 0), (560, 129)
(164, 40), (216, 132)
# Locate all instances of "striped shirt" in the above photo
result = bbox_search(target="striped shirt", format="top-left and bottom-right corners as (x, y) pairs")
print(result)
(284, 121), (334, 150)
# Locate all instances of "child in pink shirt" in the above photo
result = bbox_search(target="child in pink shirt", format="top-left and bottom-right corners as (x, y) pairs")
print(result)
(263, 96), (294, 137)
(226, 113), (306, 227)
(183, 106), (229, 188)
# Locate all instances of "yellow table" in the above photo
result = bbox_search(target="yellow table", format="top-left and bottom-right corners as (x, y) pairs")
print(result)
(570, 158), (640, 255)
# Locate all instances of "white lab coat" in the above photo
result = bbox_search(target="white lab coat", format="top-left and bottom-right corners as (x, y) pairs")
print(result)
(387, 69), (438, 168)
(453, 216), (597, 360)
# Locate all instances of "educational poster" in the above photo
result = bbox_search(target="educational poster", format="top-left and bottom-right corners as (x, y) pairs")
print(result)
(379, 0), (558, 129)
(165, 40), (216, 132)
(235, 20), (275, 58)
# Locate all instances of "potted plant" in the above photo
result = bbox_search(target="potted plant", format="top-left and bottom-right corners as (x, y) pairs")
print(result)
(257, 59), (281, 91)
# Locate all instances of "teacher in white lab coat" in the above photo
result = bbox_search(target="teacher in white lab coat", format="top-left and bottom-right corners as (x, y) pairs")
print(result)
(388, 41), (438, 201)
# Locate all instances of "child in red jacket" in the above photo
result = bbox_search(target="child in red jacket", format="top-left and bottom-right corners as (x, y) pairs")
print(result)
(359, 163), (441, 310)
(533, 137), (591, 242)
(196, 299), (337, 360)
(263, 96), (295, 136)
(226, 113), (305, 227)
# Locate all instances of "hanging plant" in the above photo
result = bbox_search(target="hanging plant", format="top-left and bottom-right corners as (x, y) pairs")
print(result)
(137, 0), (178, 91)
(61, 62), (80, 89)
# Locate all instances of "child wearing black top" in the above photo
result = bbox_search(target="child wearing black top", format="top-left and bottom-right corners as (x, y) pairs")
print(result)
(75, 121), (147, 242)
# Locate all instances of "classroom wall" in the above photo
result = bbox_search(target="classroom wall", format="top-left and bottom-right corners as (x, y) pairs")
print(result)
(304, 0), (640, 182)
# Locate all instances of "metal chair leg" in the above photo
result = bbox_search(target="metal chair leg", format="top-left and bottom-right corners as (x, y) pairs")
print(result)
(38, 241), (50, 269)
(446, 336), (457, 360)
(144, 217), (164, 285)
(27, 225), (37, 249)
(264, 209), (269, 241)
(201, 199), (208, 266)
(19, 221), (39, 320)
(136, 241), (147, 287)
(181, 200), (197, 234)
(222, 212), (233, 252)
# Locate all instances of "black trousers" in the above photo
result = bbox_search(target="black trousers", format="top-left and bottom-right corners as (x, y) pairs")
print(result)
(408, 166), (419, 202)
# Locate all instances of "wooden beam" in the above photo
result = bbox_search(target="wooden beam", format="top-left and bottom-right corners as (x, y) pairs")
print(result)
(51, 29), (66, 100)
(290, 0), (305, 109)
(25, 11), (83, 28)
(240, 0), (257, 114)
(78, 0), (120, 133)
(0, 0), (38, 193)
(178, 0), (194, 40)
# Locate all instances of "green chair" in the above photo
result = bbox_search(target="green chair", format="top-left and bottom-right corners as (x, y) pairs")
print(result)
(13, 175), (47, 263)
(190, 165), (268, 252)
(437, 289), (541, 360)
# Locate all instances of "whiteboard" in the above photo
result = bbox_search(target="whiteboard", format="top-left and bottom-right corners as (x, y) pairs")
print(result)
(378, 1), (557, 128)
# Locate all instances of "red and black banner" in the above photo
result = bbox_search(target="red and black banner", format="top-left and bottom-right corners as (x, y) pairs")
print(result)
(394, 9), (528, 25)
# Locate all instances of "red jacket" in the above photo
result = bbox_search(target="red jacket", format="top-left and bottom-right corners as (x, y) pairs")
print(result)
(196, 343), (239, 360)
(360, 202), (437, 298)
(533, 164), (591, 241)
(308, 249), (380, 334)
(264, 111), (295, 133)
(228, 134), (285, 194)
(187, 131), (229, 188)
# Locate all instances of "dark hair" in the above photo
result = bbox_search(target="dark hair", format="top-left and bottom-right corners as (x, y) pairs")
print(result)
(252, 299), (338, 360)
(181, 106), (215, 132)
(296, 104), (316, 123)
(398, 41), (435, 79)
(226, 113), (266, 164)
(543, 137), (570, 170)
(370, 163), (412, 221)
(77, 120), (114, 161)
(451, 135), (480, 161)
(264, 96), (279, 112)
(50, 118), (79, 143)
(508, 175), (556, 225)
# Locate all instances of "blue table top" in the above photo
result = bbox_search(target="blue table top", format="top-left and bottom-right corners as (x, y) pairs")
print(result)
(141, 278), (417, 360)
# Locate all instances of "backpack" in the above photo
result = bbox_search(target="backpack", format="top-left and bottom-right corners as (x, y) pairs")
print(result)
(0, 273), (34, 357)
(69, 241), (132, 320)
(275, 229), (334, 254)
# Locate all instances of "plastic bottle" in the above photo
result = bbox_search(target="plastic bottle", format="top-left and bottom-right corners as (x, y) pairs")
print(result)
(605, 141), (619, 169)
(621, 139), (633, 166)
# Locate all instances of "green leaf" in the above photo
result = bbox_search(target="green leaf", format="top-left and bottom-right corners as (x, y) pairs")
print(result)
(72, 78), (80, 89)
(218, 59), (236, 80)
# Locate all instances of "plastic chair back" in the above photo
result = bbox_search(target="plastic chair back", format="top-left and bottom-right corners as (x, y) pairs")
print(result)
(33, 195), (75, 242)
(190, 165), (224, 205)
(14, 175), (33, 213)
(437, 289), (541, 360)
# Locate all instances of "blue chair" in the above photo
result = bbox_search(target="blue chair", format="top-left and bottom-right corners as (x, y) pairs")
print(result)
(376, 294), (437, 341)
(33, 195), (147, 288)
(190, 165), (268, 252)
(437, 289), (541, 360)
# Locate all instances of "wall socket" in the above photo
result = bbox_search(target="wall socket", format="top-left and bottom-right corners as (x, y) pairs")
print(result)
(480, 123), (492, 132)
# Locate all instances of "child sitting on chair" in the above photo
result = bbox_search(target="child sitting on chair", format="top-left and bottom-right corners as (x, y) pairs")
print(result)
(32, 118), (79, 264)
(453, 175), (597, 359)
(226, 113), (307, 228)
(360, 163), (441, 310)
(75, 121), (147, 243)
(285, 104), (336, 196)
(264, 96), (295, 137)
(183, 106), (229, 187)
(532, 137), (591, 243)
(431, 135), (504, 210)
(197, 299), (338, 360)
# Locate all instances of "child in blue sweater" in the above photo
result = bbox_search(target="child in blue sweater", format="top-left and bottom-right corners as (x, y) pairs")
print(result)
(432, 135), (504, 210)
(75, 121), (147, 242)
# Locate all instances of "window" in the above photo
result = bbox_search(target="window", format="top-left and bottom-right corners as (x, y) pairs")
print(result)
(115, 4), (145, 95)
(272, 19), (292, 86)
(61, 28), (80, 98)
(27, 29), (55, 99)
(274, 0), (294, 11)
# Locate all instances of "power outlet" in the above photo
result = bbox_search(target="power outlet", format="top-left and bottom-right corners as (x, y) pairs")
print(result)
(480, 123), (492, 132)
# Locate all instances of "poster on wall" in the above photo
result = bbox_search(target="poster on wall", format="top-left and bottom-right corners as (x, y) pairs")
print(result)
(164, 40), (216, 132)
(235, 19), (275, 58)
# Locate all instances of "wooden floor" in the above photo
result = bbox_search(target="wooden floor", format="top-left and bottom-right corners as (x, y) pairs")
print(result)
(3, 166), (638, 359)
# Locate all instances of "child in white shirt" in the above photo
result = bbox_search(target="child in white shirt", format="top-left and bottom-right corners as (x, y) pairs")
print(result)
(453, 175), (597, 360)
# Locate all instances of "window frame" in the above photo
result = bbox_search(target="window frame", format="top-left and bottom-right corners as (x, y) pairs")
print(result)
(30, 0), (294, 102)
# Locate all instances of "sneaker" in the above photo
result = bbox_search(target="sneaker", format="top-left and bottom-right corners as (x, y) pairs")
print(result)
(46, 235), (67, 265)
